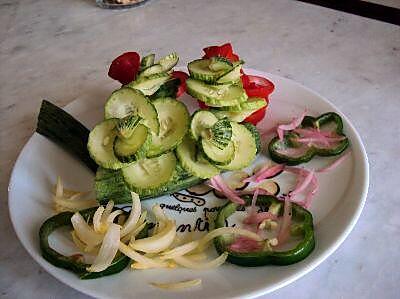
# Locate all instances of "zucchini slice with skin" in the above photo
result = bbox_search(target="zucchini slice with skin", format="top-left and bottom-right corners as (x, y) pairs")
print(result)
(114, 124), (151, 163)
(176, 135), (219, 179)
(186, 78), (248, 107)
(122, 152), (176, 193)
(104, 87), (159, 135)
(87, 119), (128, 170)
(147, 98), (190, 157)
(218, 122), (257, 171)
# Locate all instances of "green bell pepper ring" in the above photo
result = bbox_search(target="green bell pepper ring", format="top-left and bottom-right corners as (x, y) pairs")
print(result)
(39, 207), (148, 279)
(214, 195), (315, 266)
(268, 112), (349, 165)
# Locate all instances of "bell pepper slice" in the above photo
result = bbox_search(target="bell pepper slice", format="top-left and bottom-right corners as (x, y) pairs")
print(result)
(39, 207), (148, 279)
(268, 112), (349, 165)
(213, 195), (315, 266)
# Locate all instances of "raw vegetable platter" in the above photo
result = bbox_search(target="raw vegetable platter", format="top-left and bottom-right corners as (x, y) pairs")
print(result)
(8, 45), (368, 299)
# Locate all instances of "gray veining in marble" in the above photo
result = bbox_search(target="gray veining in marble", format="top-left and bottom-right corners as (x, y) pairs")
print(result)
(1, 0), (399, 298)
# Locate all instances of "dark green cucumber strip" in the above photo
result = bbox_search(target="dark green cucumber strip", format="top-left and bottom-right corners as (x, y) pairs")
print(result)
(149, 78), (180, 100)
(95, 164), (203, 204)
(36, 100), (97, 173)
(39, 207), (148, 279)
(242, 122), (261, 155)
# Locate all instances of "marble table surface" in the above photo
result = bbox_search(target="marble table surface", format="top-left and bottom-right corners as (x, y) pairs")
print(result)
(1, 0), (399, 298)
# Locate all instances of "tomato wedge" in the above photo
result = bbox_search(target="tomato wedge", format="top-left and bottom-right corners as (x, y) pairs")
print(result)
(171, 71), (189, 98)
(241, 74), (275, 98)
(108, 52), (140, 85)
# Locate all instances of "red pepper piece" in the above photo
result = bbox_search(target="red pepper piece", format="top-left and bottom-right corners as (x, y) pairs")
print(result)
(171, 71), (189, 98)
(108, 52), (140, 85)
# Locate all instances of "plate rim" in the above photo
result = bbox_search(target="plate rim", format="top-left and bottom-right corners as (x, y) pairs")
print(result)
(7, 69), (369, 299)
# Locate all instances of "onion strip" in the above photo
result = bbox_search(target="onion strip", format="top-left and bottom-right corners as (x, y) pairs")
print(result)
(173, 252), (228, 270)
(87, 223), (121, 272)
(150, 279), (202, 290)
(197, 227), (262, 251)
(119, 242), (168, 268)
(120, 192), (141, 237)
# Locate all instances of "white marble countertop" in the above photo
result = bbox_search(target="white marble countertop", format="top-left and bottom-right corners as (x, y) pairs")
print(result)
(1, 0), (399, 298)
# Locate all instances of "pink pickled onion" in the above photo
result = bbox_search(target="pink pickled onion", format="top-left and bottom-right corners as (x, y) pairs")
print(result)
(243, 164), (285, 183)
(229, 236), (262, 253)
(243, 188), (260, 224)
(243, 212), (278, 225)
(277, 199), (292, 245)
(317, 151), (351, 173)
(237, 188), (273, 196)
(277, 110), (307, 140)
(290, 169), (315, 196)
(209, 175), (245, 205)
(284, 166), (319, 208)
(293, 128), (336, 138)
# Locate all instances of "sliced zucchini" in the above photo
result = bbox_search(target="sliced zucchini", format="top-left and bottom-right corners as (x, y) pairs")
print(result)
(186, 79), (247, 107)
(190, 110), (219, 141)
(114, 124), (151, 163)
(139, 64), (163, 77)
(222, 97), (267, 112)
(242, 122), (261, 154)
(116, 114), (142, 139)
(200, 138), (235, 165)
(122, 152), (176, 193)
(127, 73), (170, 96)
(216, 63), (243, 85)
(209, 118), (232, 149)
(176, 135), (219, 179)
(158, 52), (179, 72)
(218, 122), (257, 171)
(188, 59), (225, 83)
(95, 163), (203, 204)
(140, 54), (155, 69)
(149, 78), (180, 100)
(147, 98), (190, 157)
(104, 88), (159, 135)
(87, 119), (126, 170)
(208, 57), (233, 72)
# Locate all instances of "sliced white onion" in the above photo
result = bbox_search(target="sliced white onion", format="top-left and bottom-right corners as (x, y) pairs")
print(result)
(130, 220), (176, 253)
(119, 242), (168, 268)
(128, 222), (147, 245)
(173, 252), (228, 270)
(106, 210), (124, 225)
(152, 204), (167, 222)
(120, 192), (141, 237)
(101, 200), (114, 223)
(54, 197), (98, 212)
(71, 212), (103, 248)
(160, 241), (200, 260)
(197, 227), (262, 251)
(93, 206), (105, 233)
(71, 230), (86, 252)
(87, 223), (121, 272)
(55, 176), (63, 198)
(150, 279), (202, 290)
(185, 252), (208, 262)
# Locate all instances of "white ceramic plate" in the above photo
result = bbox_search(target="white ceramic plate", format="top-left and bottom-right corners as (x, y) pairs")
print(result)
(8, 69), (369, 299)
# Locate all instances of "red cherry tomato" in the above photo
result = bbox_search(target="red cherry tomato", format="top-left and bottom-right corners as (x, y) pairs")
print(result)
(171, 71), (189, 98)
(241, 74), (275, 98)
(108, 52), (140, 85)
(197, 100), (209, 109)
(202, 43), (239, 62)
